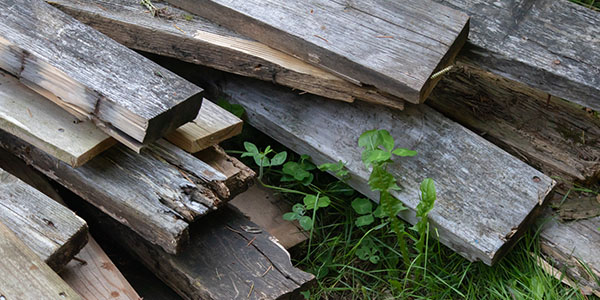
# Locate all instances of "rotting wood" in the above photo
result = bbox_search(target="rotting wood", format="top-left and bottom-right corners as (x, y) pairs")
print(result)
(428, 62), (600, 184)
(195, 145), (256, 198)
(0, 0), (203, 151)
(199, 73), (555, 265)
(49, 0), (404, 110)
(164, 0), (470, 103)
(0, 70), (115, 167)
(442, 0), (600, 111)
(168, 100), (243, 153)
(0, 162), (88, 272)
(75, 198), (314, 300)
(0, 220), (83, 300)
(0, 129), (253, 255)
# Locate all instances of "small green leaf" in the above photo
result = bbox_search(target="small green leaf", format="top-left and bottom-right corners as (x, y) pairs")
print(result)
(378, 130), (395, 152)
(283, 212), (299, 221)
(253, 155), (270, 167)
(392, 148), (417, 157)
(282, 162), (311, 181)
(355, 214), (375, 227)
(358, 129), (380, 151)
(317, 196), (330, 208)
(351, 198), (373, 214)
(356, 247), (369, 260)
(243, 142), (259, 154)
(303, 195), (317, 208)
(300, 290), (311, 300)
(417, 178), (436, 218)
(292, 203), (305, 215)
(369, 255), (380, 264)
(270, 151), (287, 166)
(299, 216), (313, 230)
(300, 173), (314, 186)
(318, 160), (343, 172)
(373, 205), (385, 218)
(368, 166), (397, 191)
(217, 100), (245, 118)
(362, 149), (391, 167)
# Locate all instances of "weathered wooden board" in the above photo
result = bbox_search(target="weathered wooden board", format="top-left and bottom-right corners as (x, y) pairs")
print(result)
(0, 70), (115, 167)
(443, 0), (600, 111)
(201, 74), (555, 265)
(0, 129), (253, 255)
(0, 164), (88, 271)
(79, 198), (314, 300)
(0, 0), (203, 151)
(164, 0), (469, 104)
(428, 62), (600, 183)
(0, 220), (83, 300)
(50, 0), (404, 110)
(168, 100), (243, 153)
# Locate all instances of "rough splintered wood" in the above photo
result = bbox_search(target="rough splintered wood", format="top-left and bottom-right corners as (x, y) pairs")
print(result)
(164, 0), (469, 104)
(0, 165), (88, 272)
(204, 74), (555, 265)
(0, 70), (115, 167)
(50, 0), (404, 110)
(0, 0), (203, 151)
(428, 62), (600, 183)
(0, 130), (253, 255)
(0, 220), (83, 300)
(167, 100), (243, 153)
(82, 201), (314, 300)
(439, 0), (600, 111)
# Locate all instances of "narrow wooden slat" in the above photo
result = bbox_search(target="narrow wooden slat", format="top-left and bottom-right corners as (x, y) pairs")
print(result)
(0, 0), (203, 151)
(0, 163), (88, 271)
(164, 0), (470, 103)
(50, 0), (404, 110)
(0, 220), (83, 300)
(0, 129), (253, 255)
(203, 73), (555, 265)
(168, 100), (243, 153)
(442, 0), (600, 110)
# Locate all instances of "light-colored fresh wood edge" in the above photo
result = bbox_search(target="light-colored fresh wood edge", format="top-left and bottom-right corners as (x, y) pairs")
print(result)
(0, 220), (83, 300)
(166, 100), (243, 153)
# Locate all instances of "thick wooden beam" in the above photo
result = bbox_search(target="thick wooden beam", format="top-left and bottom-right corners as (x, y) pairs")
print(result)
(50, 0), (404, 110)
(0, 220), (83, 300)
(442, 0), (600, 111)
(0, 164), (88, 272)
(165, 0), (470, 103)
(199, 73), (555, 265)
(0, 129), (253, 255)
(0, 0), (203, 151)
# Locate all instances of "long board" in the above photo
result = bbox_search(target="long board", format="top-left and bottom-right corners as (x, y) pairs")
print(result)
(0, 0), (203, 151)
(203, 73), (555, 265)
(50, 0), (404, 110)
(165, 0), (469, 104)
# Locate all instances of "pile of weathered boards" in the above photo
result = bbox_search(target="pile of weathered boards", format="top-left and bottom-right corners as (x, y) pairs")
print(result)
(0, 0), (598, 298)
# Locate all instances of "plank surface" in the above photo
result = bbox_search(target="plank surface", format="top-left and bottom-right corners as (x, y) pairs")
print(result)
(443, 0), (600, 110)
(50, 0), (404, 110)
(165, 0), (469, 103)
(202, 74), (555, 265)
(0, 0), (203, 150)
(0, 71), (115, 167)
(168, 100), (243, 153)
(0, 220), (83, 300)
(0, 164), (88, 271)
(0, 130), (253, 255)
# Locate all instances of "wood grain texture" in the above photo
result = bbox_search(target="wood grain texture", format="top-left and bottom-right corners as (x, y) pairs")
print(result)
(0, 165), (88, 272)
(441, 0), (600, 111)
(168, 100), (243, 153)
(428, 62), (600, 183)
(164, 0), (469, 103)
(0, 71), (115, 167)
(82, 200), (314, 300)
(202, 74), (555, 265)
(50, 0), (404, 110)
(0, 130), (253, 255)
(0, 220), (83, 300)
(0, 0), (203, 150)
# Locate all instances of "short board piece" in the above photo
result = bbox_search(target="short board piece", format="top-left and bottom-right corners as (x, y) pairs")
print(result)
(0, 164), (88, 271)
(164, 0), (470, 104)
(51, 0), (405, 110)
(0, 130), (253, 255)
(167, 100), (243, 153)
(0, 0), (203, 151)
(78, 199), (314, 300)
(0, 220), (83, 300)
(204, 73), (555, 265)
(0, 70), (115, 167)
(443, 0), (600, 111)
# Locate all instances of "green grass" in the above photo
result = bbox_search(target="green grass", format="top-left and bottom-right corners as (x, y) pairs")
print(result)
(568, 0), (600, 10)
